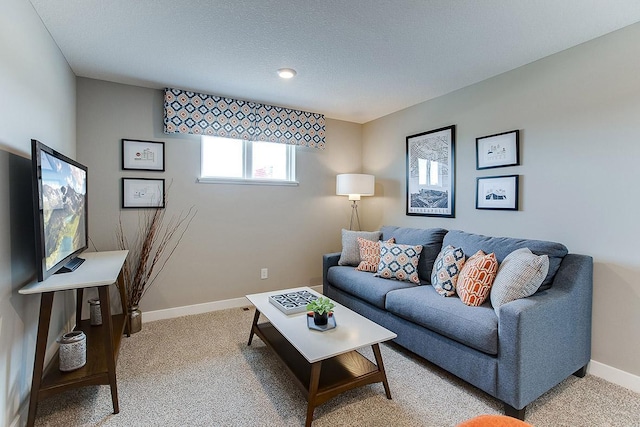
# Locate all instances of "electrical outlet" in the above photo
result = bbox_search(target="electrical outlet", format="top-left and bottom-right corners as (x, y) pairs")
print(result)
(260, 268), (268, 279)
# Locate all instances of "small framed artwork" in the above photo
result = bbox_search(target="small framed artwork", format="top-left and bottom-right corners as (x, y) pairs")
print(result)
(122, 178), (165, 209)
(476, 175), (519, 210)
(476, 130), (519, 170)
(122, 139), (165, 171)
(406, 125), (455, 217)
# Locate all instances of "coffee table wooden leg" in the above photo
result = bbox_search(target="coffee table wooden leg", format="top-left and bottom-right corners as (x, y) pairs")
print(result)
(247, 309), (261, 346)
(306, 361), (322, 427)
(372, 343), (392, 399)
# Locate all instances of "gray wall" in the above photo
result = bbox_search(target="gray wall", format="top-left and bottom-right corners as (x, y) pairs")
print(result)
(76, 78), (363, 312)
(0, 0), (77, 424)
(362, 23), (640, 377)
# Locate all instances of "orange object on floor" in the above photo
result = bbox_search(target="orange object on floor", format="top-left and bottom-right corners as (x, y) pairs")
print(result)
(457, 414), (533, 427)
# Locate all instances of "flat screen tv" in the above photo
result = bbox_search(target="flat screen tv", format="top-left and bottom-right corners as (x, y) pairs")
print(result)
(31, 139), (88, 282)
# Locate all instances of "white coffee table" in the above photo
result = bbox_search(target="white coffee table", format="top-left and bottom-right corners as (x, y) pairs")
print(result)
(245, 286), (397, 427)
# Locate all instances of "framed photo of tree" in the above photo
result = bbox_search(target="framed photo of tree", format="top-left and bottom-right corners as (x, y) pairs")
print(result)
(406, 125), (455, 217)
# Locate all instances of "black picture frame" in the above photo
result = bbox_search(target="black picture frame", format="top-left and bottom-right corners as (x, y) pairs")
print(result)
(406, 125), (455, 217)
(476, 175), (519, 210)
(476, 130), (519, 170)
(122, 139), (165, 171)
(122, 178), (165, 209)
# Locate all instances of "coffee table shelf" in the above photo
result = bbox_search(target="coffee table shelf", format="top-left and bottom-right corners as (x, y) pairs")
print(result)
(254, 322), (382, 403)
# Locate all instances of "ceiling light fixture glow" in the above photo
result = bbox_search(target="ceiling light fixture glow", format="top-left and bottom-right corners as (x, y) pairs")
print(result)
(277, 68), (297, 79)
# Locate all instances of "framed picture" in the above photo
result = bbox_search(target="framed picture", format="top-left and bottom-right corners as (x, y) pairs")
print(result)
(406, 125), (455, 217)
(476, 175), (519, 210)
(122, 139), (165, 171)
(476, 130), (519, 170)
(122, 178), (165, 209)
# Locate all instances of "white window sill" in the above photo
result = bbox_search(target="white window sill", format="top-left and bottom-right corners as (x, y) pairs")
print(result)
(197, 177), (299, 186)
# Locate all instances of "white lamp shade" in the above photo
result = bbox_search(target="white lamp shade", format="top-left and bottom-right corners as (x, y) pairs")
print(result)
(336, 174), (375, 200)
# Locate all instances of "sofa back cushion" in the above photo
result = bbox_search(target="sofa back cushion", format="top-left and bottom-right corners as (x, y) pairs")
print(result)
(443, 230), (568, 290)
(381, 226), (448, 284)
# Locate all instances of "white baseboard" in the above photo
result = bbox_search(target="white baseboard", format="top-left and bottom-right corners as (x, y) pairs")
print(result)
(141, 287), (639, 395)
(588, 360), (640, 394)
(142, 285), (324, 323)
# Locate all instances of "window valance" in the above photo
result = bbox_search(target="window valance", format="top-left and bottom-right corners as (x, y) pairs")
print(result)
(163, 88), (325, 149)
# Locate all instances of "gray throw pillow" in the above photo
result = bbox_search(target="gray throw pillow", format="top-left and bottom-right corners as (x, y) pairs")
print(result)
(491, 248), (549, 313)
(338, 229), (381, 266)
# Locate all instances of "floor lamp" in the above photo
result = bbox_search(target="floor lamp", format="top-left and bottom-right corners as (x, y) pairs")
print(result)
(336, 174), (375, 231)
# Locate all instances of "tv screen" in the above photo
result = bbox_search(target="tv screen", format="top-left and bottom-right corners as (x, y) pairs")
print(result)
(31, 139), (88, 282)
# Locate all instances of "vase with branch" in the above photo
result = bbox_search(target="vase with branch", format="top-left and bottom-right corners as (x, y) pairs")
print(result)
(116, 190), (196, 333)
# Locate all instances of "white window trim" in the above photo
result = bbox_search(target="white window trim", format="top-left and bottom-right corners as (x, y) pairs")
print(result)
(199, 136), (298, 186)
(197, 177), (299, 186)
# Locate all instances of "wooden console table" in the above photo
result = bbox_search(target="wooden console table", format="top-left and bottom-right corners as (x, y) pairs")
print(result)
(19, 250), (129, 427)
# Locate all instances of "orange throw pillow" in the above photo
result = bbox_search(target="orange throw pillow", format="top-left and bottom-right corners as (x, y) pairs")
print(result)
(456, 250), (498, 306)
(356, 237), (395, 272)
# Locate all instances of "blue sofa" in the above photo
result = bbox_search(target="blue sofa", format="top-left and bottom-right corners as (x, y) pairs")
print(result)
(323, 226), (593, 420)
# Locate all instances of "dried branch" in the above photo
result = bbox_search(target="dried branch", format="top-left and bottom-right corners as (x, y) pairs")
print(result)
(116, 188), (197, 308)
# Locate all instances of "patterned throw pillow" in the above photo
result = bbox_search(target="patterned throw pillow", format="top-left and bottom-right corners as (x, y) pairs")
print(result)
(338, 229), (382, 266)
(356, 237), (395, 272)
(375, 242), (423, 284)
(490, 248), (549, 312)
(431, 245), (466, 296)
(456, 250), (498, 306)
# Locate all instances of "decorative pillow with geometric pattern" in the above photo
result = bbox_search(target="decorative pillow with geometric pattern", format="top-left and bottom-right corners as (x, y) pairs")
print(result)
(375, 242), (423, 284)
(490, 248), (549, 312)
(356, 237), (395, 272)
(456, 250), (498, 306)
(431, 245), (466, 296)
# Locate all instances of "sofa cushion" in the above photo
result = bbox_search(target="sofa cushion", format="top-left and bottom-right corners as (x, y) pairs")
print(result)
(380, 226), (447, 284)
(376, 241), (423, 284)
(443, 230), (568, 290)
(385, 285), (498, 355)
(456, 250), (498, 307)
(356, 237), (394, 272)
(327, 266), (415, 309)
(431, 245), (466, 296)
(490, 248), (549, 312)
(338, 229), (381, 266)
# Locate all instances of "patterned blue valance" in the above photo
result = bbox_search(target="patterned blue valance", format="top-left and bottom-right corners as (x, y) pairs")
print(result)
(164, 88), (325, 149)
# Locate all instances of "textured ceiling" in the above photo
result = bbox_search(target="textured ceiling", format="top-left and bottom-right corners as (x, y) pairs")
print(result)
(29, 0), (640, 123)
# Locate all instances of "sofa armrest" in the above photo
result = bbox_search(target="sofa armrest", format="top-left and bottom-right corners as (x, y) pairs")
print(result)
(497, 253), (593, 410)
(323, 252), (341, 294)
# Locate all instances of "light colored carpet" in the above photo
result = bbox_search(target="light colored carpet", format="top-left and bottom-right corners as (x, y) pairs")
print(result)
(34, 308), (640, 426)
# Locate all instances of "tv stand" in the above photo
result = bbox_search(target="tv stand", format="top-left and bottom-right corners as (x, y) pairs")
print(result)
(55, 256), (86, 274)
(19, 250), (129, 427)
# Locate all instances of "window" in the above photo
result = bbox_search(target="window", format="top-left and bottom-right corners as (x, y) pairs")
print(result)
(200, 136), (296, 185)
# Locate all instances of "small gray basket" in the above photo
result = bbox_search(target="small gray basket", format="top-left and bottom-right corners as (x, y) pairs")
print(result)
(58, 331), (86, 372)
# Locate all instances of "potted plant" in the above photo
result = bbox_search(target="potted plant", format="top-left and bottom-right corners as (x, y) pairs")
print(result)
(306, 297), (335, 325)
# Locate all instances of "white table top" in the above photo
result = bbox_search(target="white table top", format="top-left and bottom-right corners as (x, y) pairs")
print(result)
(19, 250), (128, 294)
(246, 286), (397, 363)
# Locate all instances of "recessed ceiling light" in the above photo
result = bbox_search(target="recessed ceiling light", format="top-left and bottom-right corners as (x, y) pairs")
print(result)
(277, 68), (297, 79)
